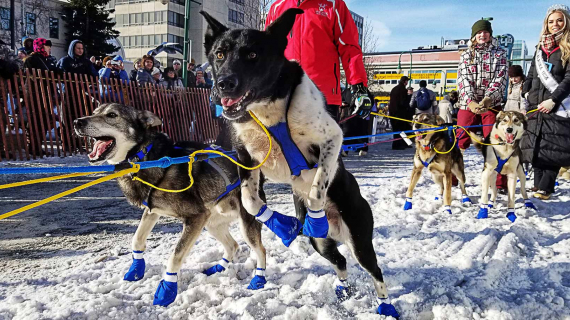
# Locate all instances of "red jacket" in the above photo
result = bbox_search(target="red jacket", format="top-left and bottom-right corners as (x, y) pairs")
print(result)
(265, 0), (367, 106)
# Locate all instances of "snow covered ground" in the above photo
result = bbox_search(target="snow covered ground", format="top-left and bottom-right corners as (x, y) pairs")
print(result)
(1, 143), (570, 320)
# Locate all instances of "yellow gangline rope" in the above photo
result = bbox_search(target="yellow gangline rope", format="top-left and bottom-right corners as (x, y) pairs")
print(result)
(0, 165), (140, 221)
(0, 172), (98, 190)
(131, 110), (273, 193)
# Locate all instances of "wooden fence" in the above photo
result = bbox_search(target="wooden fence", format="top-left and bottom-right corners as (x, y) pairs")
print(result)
(0, 69), (218, 161)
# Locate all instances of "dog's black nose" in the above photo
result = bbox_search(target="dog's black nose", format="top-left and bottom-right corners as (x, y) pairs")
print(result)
(74, 118), (86, 129)
(217, 75), (239, 92)
(506, 127), (513, 133)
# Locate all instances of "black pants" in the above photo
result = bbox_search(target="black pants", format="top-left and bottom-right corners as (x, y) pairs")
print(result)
(390, 118), (411, 150)
(326, 104), (340, 122)
(342, 115), (370, 152)
(534, 163), (560, 194)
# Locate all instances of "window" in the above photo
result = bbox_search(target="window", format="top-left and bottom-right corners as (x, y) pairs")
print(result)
(228, 9), (243, 24)
(168, 11), (184, 28)
(447, 69), (457, 73)
(446, 79), (457, 84)
(26, 12), (36, 35)
(0, 7), (9, 30)
(49, 17), (59, 39)
(391, 80), (397, 84)
(377, 80), (385, 85)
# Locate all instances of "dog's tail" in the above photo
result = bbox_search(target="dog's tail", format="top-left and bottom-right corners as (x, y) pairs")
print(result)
(470, 133), (484, 154)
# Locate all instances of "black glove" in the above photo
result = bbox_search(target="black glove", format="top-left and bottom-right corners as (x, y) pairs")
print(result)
(350, 83), (372, 118)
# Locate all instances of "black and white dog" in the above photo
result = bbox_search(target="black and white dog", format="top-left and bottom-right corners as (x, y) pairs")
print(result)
(74, 103), (267, 307)
(200, 9), (399, 317)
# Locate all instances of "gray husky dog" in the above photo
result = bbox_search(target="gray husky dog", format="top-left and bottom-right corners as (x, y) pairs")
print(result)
(73, 103), (267, 307)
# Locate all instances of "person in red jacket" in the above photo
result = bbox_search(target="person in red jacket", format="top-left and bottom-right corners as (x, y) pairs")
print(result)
(265, 0), (371, 121)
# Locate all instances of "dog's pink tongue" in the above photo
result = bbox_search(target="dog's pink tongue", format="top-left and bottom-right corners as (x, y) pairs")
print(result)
(89, 140), (112, 159)
(221, 96), (242, 107)
(506, 133), (515, 144)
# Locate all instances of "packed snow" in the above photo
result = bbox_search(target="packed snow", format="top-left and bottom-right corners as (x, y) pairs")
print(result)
(1, 142), (570, 320)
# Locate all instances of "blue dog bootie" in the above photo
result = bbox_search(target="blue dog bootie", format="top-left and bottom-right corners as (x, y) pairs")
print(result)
(335, 279), (353, 301)
(441, 205), (452, 215)
(524, 199), (537, 210)
(247, 268), (267, 290)
(488, 201), (494, 209)
(124, 250), (145, 281)
(403, 197), (412, 210)
(256, 205), (301, 247)
(153, 272), (178, 307)
(377, 297), (400, 319)
(506, 208), (517, 223)
(462, 194), (472, 205)
(434, 194), (443, 201)
(302, 208), (329, 238)
(477, 205), (489, 219)
(203, 258), (229, 276)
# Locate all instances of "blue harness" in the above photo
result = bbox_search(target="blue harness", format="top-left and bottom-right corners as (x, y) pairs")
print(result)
(265, 93), (317, 177)
(492, 148), (513, 174)
(130, 143), (241, 207)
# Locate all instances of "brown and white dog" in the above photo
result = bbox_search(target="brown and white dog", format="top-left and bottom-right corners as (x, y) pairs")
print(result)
(404, 113), (471, 214)
(473, 111), (536, 222)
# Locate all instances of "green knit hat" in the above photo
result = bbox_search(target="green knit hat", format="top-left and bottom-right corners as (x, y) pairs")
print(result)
(471, 19), (493, 38)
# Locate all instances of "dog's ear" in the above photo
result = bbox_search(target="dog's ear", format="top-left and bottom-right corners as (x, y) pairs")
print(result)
(138, 110), (162, 128)
(266, 8), (303, 49)
(200, 11), (229, 55)
(495, 111), (505, 129)
(435, 115), (445, 126)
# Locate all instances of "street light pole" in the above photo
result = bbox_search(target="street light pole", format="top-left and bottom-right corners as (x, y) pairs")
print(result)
(397, 51), (413, 78)
(181, 0), (191, 87)
(9, 0), (15, 49)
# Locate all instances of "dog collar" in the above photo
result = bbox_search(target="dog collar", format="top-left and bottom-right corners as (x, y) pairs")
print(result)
(421, 143), (432, 151)
(129, 143), (153, 162)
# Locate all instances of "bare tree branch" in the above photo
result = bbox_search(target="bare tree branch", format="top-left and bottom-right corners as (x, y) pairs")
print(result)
(227, 0), (274, 30)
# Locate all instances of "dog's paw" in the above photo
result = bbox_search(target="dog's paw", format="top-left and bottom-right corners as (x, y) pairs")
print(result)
(524, 199), (537, 210)
(247, 275), (267, 290)
(377, 298), (400, 319)
(153, 274), (178, 307)
(403, 198), (412, 210)
(202, 258), (229, 276)
(488, 201), (494, 209)
(441, 205), (452, 215)
(477, 207), (489, 219)
(434, 194), (443, 202)
(335, 283), (354, 301)
(124, 257), (145, 281)
(302, 209), (329, 238)
(462, 195), (472, 205)
(256, 206), (301, 247)
(506, 209), (517, 223)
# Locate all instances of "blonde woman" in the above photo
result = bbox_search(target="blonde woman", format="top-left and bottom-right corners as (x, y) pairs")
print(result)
(457, 19), (508, 190)
(521, 4), (570, 200)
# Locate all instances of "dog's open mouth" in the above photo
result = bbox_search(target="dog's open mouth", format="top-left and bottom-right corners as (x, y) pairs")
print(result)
(88, 137), (116, 162)
(415, 131), (425, 140)
(505, 133), (516, 144)
(220, 90), (254, 119)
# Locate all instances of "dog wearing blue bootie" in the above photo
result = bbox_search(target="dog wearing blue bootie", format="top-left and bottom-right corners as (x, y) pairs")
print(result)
(200, 9), (399, 316)
(74, 104), (268, 307)
(472, 111), (536, 223)
(404, 114), (471, 216)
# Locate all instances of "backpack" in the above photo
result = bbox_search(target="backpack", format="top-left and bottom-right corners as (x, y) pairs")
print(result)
(416, 89), (431, 111)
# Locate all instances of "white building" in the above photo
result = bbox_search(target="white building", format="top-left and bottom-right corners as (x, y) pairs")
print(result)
(109, 0), (248, 66)
(0, 0), (68, 59)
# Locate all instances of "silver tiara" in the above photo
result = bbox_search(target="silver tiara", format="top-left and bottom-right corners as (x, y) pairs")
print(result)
(547, 4), (569, 14)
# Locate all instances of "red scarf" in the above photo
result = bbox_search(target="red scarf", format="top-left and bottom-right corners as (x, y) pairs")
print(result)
(541, 29), (564, 52)
(33, 38), (49, 57)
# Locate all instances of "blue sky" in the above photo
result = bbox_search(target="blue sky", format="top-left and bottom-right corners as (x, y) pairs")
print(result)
(345, 0), (558, 55)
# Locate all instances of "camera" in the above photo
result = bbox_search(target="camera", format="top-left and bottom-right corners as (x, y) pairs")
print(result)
(110, 60), (121, 66)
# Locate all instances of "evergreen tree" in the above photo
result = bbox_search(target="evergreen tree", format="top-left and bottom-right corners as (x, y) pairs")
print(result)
(62, 0), (119, 58)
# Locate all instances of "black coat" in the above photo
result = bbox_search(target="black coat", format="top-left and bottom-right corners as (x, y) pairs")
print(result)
(521, 47), (570, 167)
(523, 48), (570, 111)
(24, 53), (62, 75)
(389, 83), (412, 119)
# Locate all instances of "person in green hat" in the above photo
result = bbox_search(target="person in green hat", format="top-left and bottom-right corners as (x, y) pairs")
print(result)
(456, 18), (509, 192)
